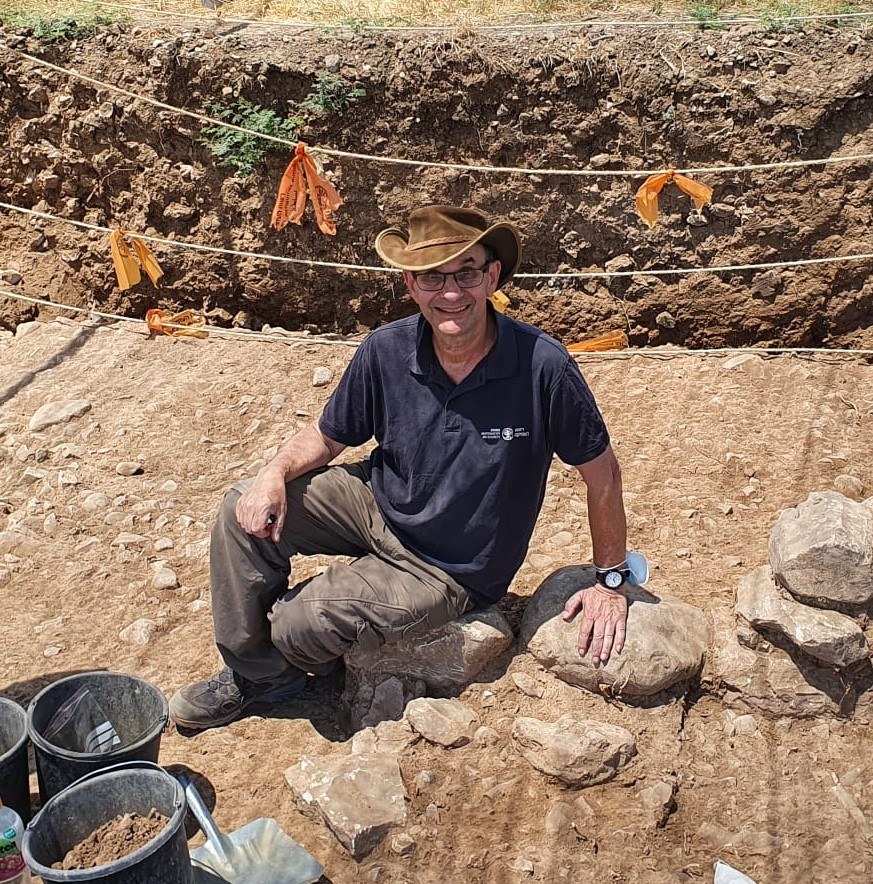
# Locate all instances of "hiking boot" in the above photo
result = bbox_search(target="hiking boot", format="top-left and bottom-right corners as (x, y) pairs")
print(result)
(169, 665), (308, 730)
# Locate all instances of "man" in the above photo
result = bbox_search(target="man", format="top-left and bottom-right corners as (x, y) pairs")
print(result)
(169, 205), (630, 731)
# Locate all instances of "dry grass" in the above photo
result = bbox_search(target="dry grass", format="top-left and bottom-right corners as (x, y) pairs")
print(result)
(0, 0), (868, 29)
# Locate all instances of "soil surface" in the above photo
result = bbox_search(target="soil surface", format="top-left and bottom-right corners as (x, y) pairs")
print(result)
(1, 18), (872, 347)
(2, 315), (873, 883)
(52, 808), (169, 870)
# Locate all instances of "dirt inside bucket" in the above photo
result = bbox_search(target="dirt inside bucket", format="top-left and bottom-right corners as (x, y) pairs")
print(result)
(52, 808), (169, 870)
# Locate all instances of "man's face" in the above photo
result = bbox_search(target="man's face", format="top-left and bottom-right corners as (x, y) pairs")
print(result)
(404, 245), (501, 343)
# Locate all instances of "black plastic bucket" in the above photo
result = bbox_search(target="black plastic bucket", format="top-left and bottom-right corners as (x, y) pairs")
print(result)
(0, 695), (31, 823)
(26, 672), (169, 802)
(22, 761), (193, 884)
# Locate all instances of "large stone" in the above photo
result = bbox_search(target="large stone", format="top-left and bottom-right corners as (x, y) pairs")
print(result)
(769, 492), (873, 606)
(511, 714), (636, 786)
(706, 607), (843, 718)
(29, 399), (91, 432)
(736, 566), (868, 667)
(344, 607), (513, 691)
(405, 697), (478, 748)
(285, 753), (407, 859)
(520, 567), (709, 698)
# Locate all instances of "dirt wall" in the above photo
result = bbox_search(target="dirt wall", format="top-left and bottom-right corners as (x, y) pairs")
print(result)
(1, 18), (871, 346)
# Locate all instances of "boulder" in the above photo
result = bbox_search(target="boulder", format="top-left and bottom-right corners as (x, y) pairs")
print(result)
(769, 492), (873, 606)
(405, 697), (478, 748)
(706, 607), (843, 718)
(344, 607), (513, 727)
(285, 753), (407, 859)
(520, 566), (709, 698)
(511, 714), (636, 786)
(736, 566), (868, 667)
(344, 606), (513, 691)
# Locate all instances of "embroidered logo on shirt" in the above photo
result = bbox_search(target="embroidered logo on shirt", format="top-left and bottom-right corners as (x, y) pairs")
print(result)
(481, 426), (531, 441)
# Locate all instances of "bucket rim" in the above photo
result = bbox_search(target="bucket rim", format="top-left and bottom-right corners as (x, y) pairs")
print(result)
(26, 671), (169, 760)
(21, 762), (188, 880)
(0, 694), (28, 762)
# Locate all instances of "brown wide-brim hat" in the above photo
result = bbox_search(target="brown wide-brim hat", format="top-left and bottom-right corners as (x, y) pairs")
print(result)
(375, 205), (521, 288)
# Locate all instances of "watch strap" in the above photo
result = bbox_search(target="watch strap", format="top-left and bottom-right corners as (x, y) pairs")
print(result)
(595, 567), (630, 588)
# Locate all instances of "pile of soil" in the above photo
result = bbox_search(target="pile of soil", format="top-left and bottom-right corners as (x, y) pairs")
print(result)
(1, 18), (871, 347)
(52, 808), (169, 870)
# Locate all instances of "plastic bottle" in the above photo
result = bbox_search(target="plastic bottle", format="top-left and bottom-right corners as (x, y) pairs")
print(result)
(0, 795), (30, 884)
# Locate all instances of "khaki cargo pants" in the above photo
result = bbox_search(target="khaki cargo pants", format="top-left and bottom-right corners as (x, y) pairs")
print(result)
(211, 461), (476, 683)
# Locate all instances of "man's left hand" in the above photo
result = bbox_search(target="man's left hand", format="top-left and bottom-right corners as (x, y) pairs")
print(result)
(562, 584), (628, 666)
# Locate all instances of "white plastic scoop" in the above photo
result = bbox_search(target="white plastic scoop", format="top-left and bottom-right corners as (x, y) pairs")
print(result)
(181, 775), (323, 884)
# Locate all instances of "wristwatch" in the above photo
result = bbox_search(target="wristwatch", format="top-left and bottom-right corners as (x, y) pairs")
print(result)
(595, 566), (630, 590)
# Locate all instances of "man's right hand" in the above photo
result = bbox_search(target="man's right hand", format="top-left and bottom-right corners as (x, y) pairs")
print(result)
(235, 466), (287, 543)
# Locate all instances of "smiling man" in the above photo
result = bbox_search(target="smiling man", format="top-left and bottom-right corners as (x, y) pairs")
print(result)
(169, 205), (630, 731)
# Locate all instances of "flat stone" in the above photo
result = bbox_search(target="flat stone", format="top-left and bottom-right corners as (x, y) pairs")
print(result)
(152, 566), (179, 590)
(345, 607), (513, 691)
(736, 566), (868, 667)
(770, 491), (873, 606)
(81, 491), (110, 512)
(111, 533), (148, 546)
(520, 566), (709, 698)
(119, 618), (158, 645)
(29, 399), (91, 432)
(115, 461), (144, 476)
(359, 676), (406, 728)
(154, 537), (174, 551)
(285, 753), (407, 859)
(833, 475), (865, 500)
(0, 531), (40, 557)
(312, 366), (333, 387)
(511, 672), (545, 698)
(636, 779), (677, 828)
(405, 697), (478, 748)
(184, 537), (211, 561)
(511, 714), (636, 786)
(706, 607), (843, 718)
(351, 718), (418, 756)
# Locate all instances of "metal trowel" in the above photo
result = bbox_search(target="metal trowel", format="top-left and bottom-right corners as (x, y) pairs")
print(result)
(181, 775), (323, 884)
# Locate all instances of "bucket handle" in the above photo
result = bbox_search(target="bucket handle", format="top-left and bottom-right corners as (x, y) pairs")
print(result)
(25, 761), (178, 832)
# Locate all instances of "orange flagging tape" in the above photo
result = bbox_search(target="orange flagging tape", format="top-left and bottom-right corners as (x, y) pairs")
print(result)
(110, 230), (164, 290)
(271, 142), (343, 236)
(145, 308), (208, 338)
(567, 330), (630, 352)
(635, 170), (713, 229)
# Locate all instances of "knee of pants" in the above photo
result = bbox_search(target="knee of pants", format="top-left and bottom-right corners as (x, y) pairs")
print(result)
(270, 598), (347, 669)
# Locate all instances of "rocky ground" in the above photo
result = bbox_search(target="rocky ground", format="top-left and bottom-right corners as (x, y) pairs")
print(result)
(3, 315), (873, 883)
(1, 18), (872, 347)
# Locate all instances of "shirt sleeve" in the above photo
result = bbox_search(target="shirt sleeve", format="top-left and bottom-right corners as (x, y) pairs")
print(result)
(318, 338), (378, 446)
(547, 357), (610, 466)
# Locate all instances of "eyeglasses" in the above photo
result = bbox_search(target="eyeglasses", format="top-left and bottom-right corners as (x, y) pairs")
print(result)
(412, 262), (493, 292)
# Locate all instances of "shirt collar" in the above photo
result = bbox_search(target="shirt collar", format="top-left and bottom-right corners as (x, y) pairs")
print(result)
(406, 305), (518, 380)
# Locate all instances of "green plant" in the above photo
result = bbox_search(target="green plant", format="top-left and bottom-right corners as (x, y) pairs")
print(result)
(3, 5), (123, 43)
(299, 72), (366, 117)
(834, 0), (861, 25)
(759, 0), (811, 32)
(689, 0), (724, 28)
(199, 99), (301, 177)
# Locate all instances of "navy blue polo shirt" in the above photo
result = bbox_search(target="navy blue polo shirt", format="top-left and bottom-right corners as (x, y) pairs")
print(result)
(318, 310), (610, 603)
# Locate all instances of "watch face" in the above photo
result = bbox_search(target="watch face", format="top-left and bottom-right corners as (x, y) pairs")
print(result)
(604, 570), (623, 588)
